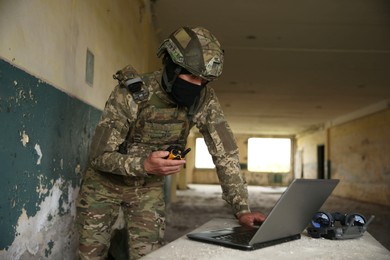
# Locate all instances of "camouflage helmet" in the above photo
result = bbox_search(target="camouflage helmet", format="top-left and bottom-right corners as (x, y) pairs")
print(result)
(157, 26), (224, 81)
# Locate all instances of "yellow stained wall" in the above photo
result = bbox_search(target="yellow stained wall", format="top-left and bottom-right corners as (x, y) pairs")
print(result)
(0, 0), (160, 110)
(186, 108), (390, 207)
(295, 130), (327, 179)
(329, 109), (390, 206)
(0, 1), (159, 258)
(295, 109), (390, 207)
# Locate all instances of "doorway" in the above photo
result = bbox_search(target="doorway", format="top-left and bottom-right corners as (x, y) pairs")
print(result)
(317, 145), (325, 179)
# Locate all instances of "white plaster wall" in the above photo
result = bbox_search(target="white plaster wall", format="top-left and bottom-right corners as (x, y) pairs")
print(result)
(0, 0), (160, 110)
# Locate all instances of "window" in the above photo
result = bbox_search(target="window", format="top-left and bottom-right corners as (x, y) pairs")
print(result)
(195, 138), (215, 169)
(247, 138), (291, 173)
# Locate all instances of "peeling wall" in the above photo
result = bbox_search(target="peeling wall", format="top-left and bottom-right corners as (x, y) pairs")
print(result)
(4, 180), (79, 259)
(0, 59), (101, 258)
(0, 0), (159, 258)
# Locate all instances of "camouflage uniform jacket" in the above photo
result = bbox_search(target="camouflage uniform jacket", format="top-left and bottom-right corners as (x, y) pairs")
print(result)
(88, 70), (250, 216)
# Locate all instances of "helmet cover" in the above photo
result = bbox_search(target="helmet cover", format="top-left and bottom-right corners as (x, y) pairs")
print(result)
(157, 26), (224, 81)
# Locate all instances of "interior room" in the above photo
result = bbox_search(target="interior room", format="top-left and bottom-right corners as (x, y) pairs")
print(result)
(0, 0), (389, 258)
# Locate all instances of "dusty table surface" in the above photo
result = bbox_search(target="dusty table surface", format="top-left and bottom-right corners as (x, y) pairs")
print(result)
(165, 184), (390, 250)
(143, 217), (390, 260)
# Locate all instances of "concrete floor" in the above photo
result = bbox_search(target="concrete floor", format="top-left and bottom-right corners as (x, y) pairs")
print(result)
(165, 184), (390, 251)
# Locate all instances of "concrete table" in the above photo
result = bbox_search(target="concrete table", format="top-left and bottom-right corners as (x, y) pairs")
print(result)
(142, 218), (390, 260)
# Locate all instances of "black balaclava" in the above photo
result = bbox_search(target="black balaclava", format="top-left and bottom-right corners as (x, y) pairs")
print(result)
(162, 55), (206, 109)
(171, 77), (205, 108)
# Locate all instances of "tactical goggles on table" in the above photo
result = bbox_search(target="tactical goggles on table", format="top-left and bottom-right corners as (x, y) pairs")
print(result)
(307, 211), (375, 240)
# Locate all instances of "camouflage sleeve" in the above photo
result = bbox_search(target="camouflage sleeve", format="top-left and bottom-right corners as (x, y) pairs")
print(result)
(195, 88), (250, 216)
(88, 85), (147, 177)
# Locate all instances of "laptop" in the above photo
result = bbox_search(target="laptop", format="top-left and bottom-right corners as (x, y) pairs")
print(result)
(187, 179), (339, 250)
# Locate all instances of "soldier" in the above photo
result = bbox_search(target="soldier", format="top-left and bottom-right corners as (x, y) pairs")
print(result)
(76, 26), (266, 259)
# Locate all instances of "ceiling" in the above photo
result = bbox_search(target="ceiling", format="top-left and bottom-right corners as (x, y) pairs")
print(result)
(152, 0), (390, 136)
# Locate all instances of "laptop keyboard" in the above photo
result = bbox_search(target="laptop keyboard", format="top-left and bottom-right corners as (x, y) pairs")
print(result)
(213, 228), (258, 243)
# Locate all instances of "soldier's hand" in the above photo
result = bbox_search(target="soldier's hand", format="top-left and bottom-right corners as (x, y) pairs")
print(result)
(144, 151), (186, 176)
(238, 212), (266, 227)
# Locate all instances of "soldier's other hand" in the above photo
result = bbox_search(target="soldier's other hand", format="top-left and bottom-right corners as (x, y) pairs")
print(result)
(238, 212), (266, 227)
(144, 151), (186, 176)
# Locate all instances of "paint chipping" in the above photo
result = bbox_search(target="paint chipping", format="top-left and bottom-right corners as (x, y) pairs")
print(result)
(36, 175), (48, 196)
(44, 240), (54, 257)
(20, 131), (29, 147)
(0, 179), (79, 259)
(75, 164), (81, 175)
(18, 89), (26, 100)
(34, 144), (43, 165)
(29, 89), (34, 100)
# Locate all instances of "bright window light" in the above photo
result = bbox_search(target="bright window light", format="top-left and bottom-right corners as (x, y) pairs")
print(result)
(195, 138), (215, 169)
(248, 138), (291, 173)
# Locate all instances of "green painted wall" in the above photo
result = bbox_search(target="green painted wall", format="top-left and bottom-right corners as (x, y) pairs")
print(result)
(0, 1), (160, 257)
(0, 59), (101, 257)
